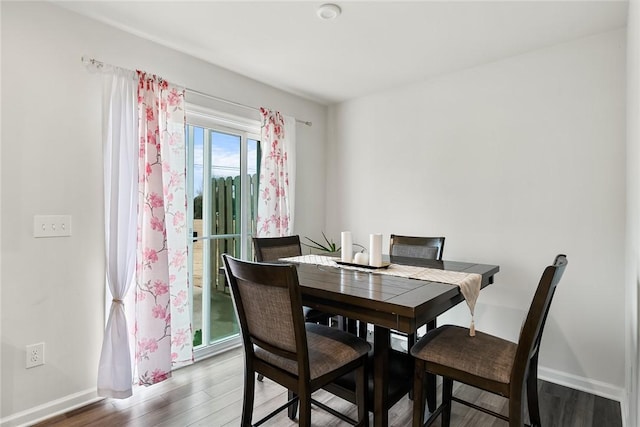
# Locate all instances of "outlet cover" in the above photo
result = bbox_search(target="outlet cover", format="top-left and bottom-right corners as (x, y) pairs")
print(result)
(26, 343), (45, 368)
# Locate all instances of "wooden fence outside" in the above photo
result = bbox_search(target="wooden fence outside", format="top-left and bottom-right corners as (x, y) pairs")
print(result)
(201, 173), (259, 291)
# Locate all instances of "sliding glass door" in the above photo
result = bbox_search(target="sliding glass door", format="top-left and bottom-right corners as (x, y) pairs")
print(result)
(186, 108), (260, 357)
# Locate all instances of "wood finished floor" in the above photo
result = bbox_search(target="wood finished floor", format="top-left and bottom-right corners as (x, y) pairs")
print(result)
(35, 346), (622, 427)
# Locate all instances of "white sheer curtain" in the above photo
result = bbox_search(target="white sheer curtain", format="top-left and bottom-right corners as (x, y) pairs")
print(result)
(256, 108), (296, 237)
(97, 68), (138, 398)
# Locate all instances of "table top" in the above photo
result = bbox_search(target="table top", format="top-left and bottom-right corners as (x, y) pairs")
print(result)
(291, 256), (499, 333)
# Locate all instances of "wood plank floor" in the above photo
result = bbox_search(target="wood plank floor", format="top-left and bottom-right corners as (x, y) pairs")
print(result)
(34, 346), (622, 427)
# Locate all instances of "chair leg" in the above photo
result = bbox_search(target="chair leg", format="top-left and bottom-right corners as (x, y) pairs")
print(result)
(407, 332), (416, 350)
(442, 377), (453, 427)
(412, 359), (427, 427)
(358, 321), (368, 339)
(347, 318), (358, 335)
(509, 382), (525, 427)
(422, 320), (438, 410)
(299, 391), (312, 427)
(408, 332), (416, 400)
(355, 361), (369, 427)
(527, 357), (541, 427)
(242, 368), (255, 426)
(288, 390), (298, 420)
(337, 315), (346, 330)
(426, 372), (437, 412)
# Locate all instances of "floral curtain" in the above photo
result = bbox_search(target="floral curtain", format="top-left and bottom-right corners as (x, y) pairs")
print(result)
(256, 108), (296, 237)
(135, 72), (192, 386)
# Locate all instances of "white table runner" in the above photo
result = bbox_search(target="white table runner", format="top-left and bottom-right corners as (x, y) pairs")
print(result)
(282, 254), (480, 336)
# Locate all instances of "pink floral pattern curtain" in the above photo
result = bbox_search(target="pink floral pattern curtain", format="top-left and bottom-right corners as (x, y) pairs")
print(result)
(256, 108), (295, 237)
(135, 72), (192, 386)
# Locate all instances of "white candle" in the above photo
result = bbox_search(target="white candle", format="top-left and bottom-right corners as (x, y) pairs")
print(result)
(369, 233), (383, 267)
(341, 231), (353, 263)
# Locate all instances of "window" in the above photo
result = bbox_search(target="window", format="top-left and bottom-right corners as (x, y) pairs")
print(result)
(186, 105), (260, 356)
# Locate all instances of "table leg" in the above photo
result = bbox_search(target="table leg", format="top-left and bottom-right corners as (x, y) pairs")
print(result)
(373, 325), (390, 427)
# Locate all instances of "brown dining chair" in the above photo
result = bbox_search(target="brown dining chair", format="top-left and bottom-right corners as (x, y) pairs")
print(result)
(252, 235), (333, 385)
(388, 235), (446, 350)
(253, 235), (332, 326)
(329, 235), (447, 410)
(222, 255), (371, 427)
(389, 234), (445, 261)
(410, 254), (568, 427)
(348, 235), (446, 343)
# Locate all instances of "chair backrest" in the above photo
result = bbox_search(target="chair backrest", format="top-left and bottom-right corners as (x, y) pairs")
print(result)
(222, 254), (309, 374)
(389, 235), (445, 260)
(253, 235), (302, 262)
(511, 254), (568, 387)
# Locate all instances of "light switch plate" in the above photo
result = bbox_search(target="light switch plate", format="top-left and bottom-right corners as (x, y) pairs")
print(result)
(33, 215), (72, 238)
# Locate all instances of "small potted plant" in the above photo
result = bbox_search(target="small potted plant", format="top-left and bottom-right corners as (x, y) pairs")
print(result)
(303, 232), (365, 256)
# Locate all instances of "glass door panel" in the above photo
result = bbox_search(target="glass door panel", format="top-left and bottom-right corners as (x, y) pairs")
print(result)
(187, 119), (259, 354)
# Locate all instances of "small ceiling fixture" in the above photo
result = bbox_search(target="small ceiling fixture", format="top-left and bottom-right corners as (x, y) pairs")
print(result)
(317, 3), (341, 20)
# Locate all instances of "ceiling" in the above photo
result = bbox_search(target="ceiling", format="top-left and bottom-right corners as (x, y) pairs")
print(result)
(55, 1), (628, 105)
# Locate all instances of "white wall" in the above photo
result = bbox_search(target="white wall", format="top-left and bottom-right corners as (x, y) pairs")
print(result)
(0, 2), (326, 424)
(327, 29), (627, 399)
(626, 0), (640, 425)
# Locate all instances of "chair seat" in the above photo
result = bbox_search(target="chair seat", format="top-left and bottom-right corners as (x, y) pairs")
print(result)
(255, 323), (371, 380)
(410, 325), (517, 386)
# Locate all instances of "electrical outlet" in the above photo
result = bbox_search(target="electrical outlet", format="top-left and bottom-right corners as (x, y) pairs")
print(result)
(33, 215), (72, 238)
(26, 343), (45, 368)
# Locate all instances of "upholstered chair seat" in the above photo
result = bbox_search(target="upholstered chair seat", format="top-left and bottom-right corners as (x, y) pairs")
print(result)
(255, 323), (371, 380)
(411, 325), (517, 392)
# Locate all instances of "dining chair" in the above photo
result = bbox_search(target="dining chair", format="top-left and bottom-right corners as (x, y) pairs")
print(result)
(388, 235), (446, 350)
(348, 235), (446, 344)
(252, 235), (333, 385)
(410, 254), (568, 427)
(252, 235), (332, 326)
(389, 234), (445, 261)
(222, 255), (371, 427)
(330, 235), (447, 410)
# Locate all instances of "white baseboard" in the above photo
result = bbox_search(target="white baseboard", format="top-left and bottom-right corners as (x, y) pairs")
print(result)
(620, 393), (629, 427)
(538, 366), (624, 402)
(0, 388), (102, 427)
(539, 366), (629, 427)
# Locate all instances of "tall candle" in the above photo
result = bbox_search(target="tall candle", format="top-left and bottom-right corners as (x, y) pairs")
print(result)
(369, 233), (383, 267)
(341, 231), (353, 263)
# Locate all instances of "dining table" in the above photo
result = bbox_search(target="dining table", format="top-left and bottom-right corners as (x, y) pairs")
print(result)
(284, 254), (500, 427)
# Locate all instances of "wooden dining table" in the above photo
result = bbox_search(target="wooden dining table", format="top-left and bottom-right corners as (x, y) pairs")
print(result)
(288, 255), (500, 427)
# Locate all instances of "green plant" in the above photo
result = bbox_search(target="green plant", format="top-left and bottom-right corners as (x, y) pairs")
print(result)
(303, 232), (365, 253)
(193, 329), (202, 347)
(303, 231), (340, 252)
